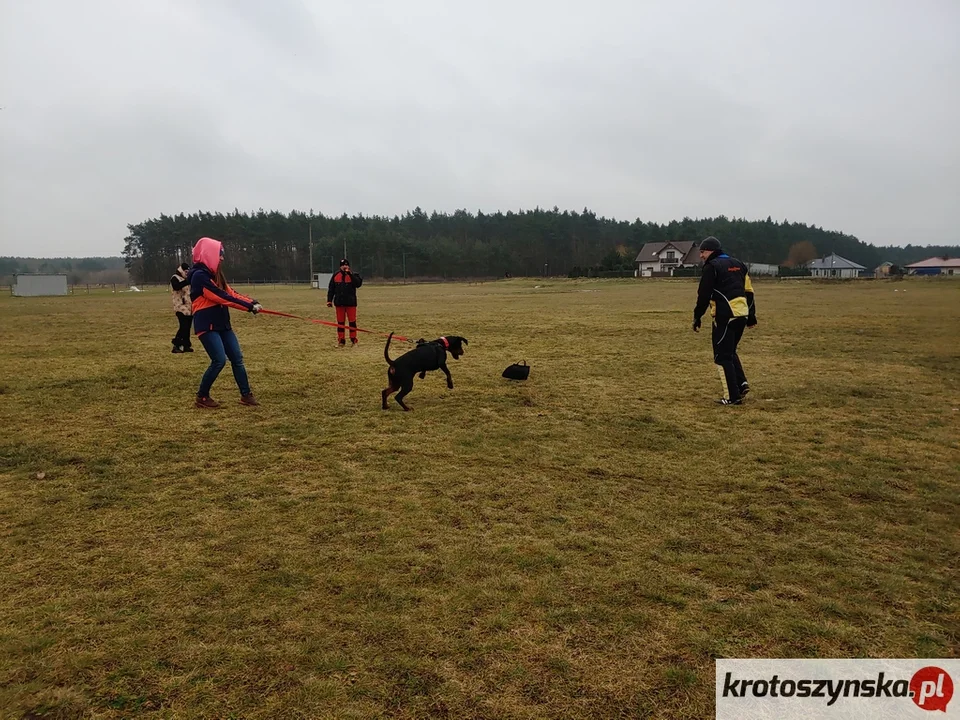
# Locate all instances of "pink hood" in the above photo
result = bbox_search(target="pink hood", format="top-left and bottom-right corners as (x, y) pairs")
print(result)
(192, 237), (222, 273)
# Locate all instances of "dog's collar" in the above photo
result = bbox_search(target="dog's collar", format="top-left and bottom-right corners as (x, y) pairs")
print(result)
(440, 336), (449, 348)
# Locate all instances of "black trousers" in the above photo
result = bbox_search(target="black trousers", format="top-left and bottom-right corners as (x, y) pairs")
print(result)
(712, 317), (747, 401)
(174, 311), (193, 349)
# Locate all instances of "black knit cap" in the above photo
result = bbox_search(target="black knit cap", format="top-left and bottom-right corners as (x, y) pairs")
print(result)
(700, 236), (722, 252)
(340, 258), (350, 266)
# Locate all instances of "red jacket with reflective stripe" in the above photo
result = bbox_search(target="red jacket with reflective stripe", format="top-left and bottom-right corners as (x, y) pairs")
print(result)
(326, 271), (362, 306)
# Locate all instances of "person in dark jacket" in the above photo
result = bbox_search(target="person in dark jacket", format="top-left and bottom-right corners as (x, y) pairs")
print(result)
(188, 237), (263, 409)
(326, 258), (363, 346)
(170, 262), (194, 353)
(692, 236), (757, 405)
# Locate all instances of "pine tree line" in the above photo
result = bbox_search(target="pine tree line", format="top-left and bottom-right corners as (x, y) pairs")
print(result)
(116, 207), (956, 283)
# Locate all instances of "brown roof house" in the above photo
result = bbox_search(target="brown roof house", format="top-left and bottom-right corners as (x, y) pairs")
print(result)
(874, 261), (894, 278)
(635, 241), (700, 277)
(905, 256), (960, 276)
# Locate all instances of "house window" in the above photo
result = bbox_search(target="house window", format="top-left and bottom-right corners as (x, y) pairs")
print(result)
(666, 251), (675, 261)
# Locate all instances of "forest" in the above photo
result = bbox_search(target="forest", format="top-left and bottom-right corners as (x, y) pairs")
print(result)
(0, 256), (129, 287)
(6, 208), (954, 284)
(119, 208), (954, 283)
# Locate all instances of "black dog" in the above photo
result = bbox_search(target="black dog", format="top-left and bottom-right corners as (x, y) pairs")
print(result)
(382, 332), (468, 411)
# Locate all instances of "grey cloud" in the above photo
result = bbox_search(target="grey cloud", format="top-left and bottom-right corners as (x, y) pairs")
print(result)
(1, 0), (958, 256)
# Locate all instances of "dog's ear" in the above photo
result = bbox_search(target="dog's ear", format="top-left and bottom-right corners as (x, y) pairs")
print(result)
(462, 338), (468, 345)
(416, 338), (426, 345)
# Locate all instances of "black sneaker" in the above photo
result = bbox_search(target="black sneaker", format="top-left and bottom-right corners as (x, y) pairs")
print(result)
(740, 382), (750, 398)
(171, 346), (184, 354)
(716, 398), (742, 406)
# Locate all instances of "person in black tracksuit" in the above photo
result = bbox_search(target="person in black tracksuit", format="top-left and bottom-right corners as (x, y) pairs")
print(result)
(326, 258), (363, 345)
(692, 237), (758, 405)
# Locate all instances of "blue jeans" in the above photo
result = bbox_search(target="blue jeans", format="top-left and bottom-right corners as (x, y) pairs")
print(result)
(198, 329), (250, 397)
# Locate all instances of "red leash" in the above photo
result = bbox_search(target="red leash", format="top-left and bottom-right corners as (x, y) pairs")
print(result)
(259, 309), (415, 343)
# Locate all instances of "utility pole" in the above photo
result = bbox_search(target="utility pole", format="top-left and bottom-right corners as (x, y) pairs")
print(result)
(309, 223), (314, 287)
(402, 252), (406, 284)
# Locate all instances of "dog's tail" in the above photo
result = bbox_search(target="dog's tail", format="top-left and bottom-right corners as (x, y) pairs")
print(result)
(384, 332), (395, 366)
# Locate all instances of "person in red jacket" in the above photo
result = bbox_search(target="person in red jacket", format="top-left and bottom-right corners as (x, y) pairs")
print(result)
(326, 258), (363, 346)
(188, 237), (262, 408)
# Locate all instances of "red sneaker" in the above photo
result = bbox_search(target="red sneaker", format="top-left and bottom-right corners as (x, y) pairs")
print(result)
(196, 396), (221, 409)
(239, 393), (259, 406)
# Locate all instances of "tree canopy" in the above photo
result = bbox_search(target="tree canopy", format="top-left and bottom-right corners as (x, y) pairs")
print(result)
(112, 207), (956, 283)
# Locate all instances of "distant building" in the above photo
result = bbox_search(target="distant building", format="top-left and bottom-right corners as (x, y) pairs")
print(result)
(807, 253), (866, 279)
(905, 257), (960, 276)
(874, 262), (894, 278)
(13, 273), (68, 297)
(634, 241), (700, 277)
(748, 262), (778, 277)
(311, 272), (333, 289)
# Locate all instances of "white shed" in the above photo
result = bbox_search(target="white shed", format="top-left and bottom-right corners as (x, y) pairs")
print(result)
(748, 262), (779, 277)
(312, 272), (333, 290)
(13, 273), (69, 297)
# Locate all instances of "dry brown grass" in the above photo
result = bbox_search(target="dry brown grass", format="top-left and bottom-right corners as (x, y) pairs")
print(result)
(1, 277), (958, 719)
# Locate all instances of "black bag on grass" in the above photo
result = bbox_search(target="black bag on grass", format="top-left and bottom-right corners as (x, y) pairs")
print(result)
(502, 360), (530, 381)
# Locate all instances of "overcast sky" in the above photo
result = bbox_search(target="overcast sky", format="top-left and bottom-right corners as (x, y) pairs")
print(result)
(1, 0), (957, 257)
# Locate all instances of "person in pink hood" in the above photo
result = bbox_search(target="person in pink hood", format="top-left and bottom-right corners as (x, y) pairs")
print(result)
(187, 237), (262, 409)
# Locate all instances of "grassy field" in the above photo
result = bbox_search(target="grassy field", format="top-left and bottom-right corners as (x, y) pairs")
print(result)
(1, 277), (958, 719)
